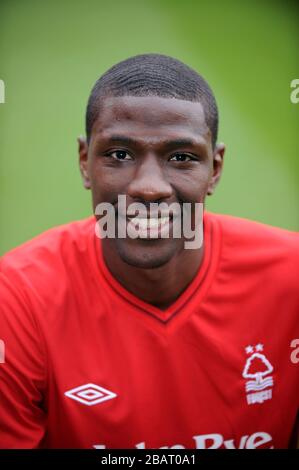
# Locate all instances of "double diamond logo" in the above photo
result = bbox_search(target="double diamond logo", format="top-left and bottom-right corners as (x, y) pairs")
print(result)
(65, 383), (117, 406)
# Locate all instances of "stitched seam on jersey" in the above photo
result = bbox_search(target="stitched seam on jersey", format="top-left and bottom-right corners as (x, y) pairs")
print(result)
(167, 220), (216, 322)
(130, 222), (215, 325)
(164, 215), (223, 326)
(93, 213), (221, 325)
(193, 214), (224, 311)
(93, 234), (210, 323)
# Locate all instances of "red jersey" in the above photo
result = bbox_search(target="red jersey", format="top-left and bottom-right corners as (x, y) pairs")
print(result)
(0, 212), (298, 449)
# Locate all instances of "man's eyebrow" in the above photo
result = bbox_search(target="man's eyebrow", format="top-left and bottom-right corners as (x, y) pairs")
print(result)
(104, 135), (136, 145)
(102, 135), (205, 149)
(164, 138), (200, 149)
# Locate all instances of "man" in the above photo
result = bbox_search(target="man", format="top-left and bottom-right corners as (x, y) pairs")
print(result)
(0, 54), (298, 449)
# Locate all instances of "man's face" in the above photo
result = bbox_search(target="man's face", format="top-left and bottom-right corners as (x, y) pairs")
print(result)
(79, 95), (224, 269)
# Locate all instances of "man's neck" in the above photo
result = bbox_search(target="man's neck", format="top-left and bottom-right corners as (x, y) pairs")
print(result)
(101, 242), (205, 310)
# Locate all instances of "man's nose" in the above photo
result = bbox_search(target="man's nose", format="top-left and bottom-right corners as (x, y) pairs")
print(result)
(127, 155), (173, 202)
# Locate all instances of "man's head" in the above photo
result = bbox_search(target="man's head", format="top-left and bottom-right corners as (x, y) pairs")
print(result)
(79, 53), (225, 269)
(85, 53), (219, 149)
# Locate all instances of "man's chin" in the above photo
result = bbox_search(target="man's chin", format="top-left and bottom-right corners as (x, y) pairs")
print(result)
(115, 239), (178, 270)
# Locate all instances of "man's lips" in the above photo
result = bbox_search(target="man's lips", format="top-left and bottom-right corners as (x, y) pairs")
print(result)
(127, 215), (171, 229)
(115, 211), (177, 238)
(118, 209), (178, 219)
(125, 213), (174, 220)
(126, 215), (173, 237)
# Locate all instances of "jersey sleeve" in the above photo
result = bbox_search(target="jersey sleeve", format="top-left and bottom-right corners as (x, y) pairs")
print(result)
(0, 272), (47, 448)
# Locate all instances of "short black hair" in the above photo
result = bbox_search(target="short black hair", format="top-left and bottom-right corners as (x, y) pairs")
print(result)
(86, 53), (219, 148)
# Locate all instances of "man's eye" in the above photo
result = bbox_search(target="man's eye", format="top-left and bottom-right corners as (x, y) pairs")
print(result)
(108, 151), (132, 161)
(169, 153), (194, 162)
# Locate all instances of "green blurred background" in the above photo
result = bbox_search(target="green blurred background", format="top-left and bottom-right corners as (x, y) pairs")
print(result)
(0, 0), (298, 255)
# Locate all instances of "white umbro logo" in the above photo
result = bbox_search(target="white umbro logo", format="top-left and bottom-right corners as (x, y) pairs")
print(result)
(65, 383), (117, 406)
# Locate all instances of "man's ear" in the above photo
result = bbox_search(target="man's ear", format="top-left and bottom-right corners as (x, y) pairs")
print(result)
(207, 143), (225, 196)
(78, 136), (91, 189)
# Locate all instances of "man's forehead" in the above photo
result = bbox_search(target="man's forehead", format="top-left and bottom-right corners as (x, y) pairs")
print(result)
(92, 95), (210, 139)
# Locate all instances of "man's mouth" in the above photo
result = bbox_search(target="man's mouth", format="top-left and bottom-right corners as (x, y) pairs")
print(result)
(125, 214), (174, 238)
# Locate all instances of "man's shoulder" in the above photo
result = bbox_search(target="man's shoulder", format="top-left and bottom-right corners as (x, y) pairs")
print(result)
(0, 217), (95, 285)
(210, 211), (299, 247)
(208, 211), (299, 271)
